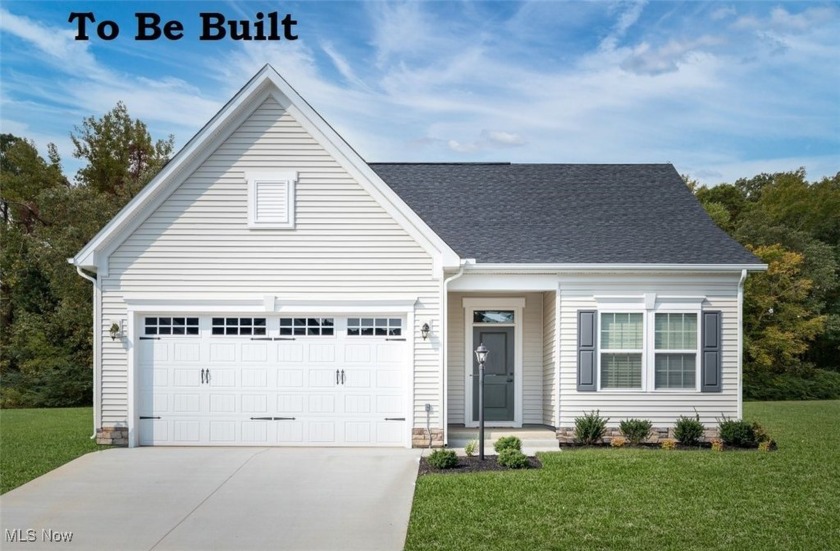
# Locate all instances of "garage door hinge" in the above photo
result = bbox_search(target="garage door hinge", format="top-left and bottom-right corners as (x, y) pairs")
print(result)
(384, 417), (406, 421)
(386, 338), (406, 341)
(140, 416), (161, 420)
(139, 336), (160, 340)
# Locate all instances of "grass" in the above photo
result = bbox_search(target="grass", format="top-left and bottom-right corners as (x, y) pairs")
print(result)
(406, 401), (840, 551)
(0, 407), (106, 494)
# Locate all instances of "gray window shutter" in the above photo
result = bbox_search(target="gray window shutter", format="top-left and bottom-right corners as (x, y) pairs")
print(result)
(701, 311), (722, 392)
(577, 310), (597, 391)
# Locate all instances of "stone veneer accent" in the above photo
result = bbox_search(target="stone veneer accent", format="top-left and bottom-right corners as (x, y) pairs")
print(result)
(412, 428), (444, 448)
(96, 427), (128, 446)
(556, 427), (720, 445)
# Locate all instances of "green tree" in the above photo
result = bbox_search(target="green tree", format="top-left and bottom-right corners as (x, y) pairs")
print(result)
(743, 244), (827, 375)
(71, 101), (174, 199)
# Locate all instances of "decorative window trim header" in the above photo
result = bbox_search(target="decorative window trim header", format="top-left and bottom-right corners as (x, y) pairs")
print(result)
(246, 171), (297, 229)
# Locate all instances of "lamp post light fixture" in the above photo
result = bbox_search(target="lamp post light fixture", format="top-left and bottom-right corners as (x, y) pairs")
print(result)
(474, 342), (489, 460)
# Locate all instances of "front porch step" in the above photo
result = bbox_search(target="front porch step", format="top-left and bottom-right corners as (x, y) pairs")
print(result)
(446, 425), (560, 452)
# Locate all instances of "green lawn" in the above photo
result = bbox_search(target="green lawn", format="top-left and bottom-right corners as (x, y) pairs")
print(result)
(406, 401), (840, 551)
(0, 407), (106, 494)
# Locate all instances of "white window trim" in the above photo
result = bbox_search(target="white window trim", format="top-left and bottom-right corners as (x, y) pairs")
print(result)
(594, 295), (704, 393)
(246, 171), (297, 229)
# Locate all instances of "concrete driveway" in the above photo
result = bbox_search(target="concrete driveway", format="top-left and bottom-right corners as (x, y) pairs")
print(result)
(0, 447), (421, 551)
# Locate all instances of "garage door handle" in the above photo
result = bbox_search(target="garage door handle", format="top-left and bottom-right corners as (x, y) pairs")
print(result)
(385, 418), (405, 421)
(341, 369), (345, 385)
(140, 416), (161, 420)
(201, 369), (206, 384)
(336, 369), (340, 384)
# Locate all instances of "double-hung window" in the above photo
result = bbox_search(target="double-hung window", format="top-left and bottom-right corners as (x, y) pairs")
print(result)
(654, 313), (698, 389)
(600, 313), (644, 389)
(593, 302), (703, 392)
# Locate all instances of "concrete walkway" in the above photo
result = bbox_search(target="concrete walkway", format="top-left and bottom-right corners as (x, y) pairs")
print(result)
(0, 447), (421, 551)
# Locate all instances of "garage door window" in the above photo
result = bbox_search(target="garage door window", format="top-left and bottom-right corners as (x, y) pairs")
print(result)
(145, 317), (199, 336)
(347, 318), (402, 336)
(212, 317), (267, 336)
(279, 317), (334, 336)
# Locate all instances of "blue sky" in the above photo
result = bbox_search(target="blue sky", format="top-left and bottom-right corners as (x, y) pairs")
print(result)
(1, 1), (838, 185)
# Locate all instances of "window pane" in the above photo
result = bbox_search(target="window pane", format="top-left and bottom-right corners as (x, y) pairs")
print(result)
(655, 313), (697, 350)
(473, 310), (514, 324)
(601, 313), (642, 349)
(600, 353), (642, 388)
(655, 353), (696, 389)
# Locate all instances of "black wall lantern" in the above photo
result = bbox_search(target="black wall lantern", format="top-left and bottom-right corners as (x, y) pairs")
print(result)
(421, 322), (430, 340)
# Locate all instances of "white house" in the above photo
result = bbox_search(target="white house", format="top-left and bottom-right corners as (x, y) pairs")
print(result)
(71, 65), (765, 448)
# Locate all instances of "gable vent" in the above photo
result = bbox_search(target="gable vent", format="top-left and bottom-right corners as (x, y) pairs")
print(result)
(247, 171), (297, 229)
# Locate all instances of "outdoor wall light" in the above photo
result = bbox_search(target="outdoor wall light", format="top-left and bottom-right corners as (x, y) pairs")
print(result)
(109, 320), (125, 341)
(421, 323), (430, 340)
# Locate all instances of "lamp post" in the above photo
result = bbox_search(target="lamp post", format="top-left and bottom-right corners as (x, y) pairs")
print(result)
(474, 342), (489, 460)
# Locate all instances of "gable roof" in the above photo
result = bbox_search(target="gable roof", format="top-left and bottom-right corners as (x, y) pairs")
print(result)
(370, 163), (762, 266)
(71, 65), (460, 274)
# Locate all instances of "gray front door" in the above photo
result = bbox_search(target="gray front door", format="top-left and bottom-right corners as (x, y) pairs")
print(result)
(472, 327), (514, 422)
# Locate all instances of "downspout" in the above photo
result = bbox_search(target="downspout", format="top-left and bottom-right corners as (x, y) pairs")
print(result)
(737, 269), (747, 419)
(440, 259), (472, 447)
(74, 264), (99, 440)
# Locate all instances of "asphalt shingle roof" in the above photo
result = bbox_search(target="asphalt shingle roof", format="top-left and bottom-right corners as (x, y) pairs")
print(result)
(369, 163), (760, 265)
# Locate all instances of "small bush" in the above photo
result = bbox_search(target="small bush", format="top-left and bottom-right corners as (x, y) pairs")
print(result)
(619, 418), (653, 444)
(497, 449), (529, 469)
(427, 449), (458, 469)
(711, 439), (724, 452)
(661, 438), (677, 450)
(575, 410), (609, 445)
(674, 414), (705, 446)
(751, 422), (771, 443)
(493, 436), (522, 453)
(610, 436), (626, 448)
(758, 441), (772, 453)
(718, 416), (758, 447)
(464, 440), (477, 457)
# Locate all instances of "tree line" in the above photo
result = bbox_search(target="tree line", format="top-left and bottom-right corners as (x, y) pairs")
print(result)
(1, 104), (838, 407)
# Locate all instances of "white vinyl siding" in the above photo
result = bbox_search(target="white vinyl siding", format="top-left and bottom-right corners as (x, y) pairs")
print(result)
(99, 97), (441, 430)
(558, 273), (742, 429)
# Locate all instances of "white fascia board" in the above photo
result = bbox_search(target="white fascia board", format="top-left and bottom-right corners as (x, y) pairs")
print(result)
(123, 294), (418, 314)
(461, 263), (768, 274)
(262, 71), (460, 272)
(72, 68), (280, 274)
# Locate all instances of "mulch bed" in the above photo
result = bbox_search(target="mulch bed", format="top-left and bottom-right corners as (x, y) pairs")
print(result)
(418, 455), (542, 476)
(560, 440), (777, 451)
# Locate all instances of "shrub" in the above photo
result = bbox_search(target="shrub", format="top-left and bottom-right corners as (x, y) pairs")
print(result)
(610, 436), (626, 448)
(574, 410), (609, 445)
(464, 440), (477, 457)
(758, 441), (772, 453)
(619, 418), (653, 445)
(497, 449), (529, 469)
(674, 414), (705, 446)
(427, 449), (458, 469)
(718, 416), (757, 447)
(661, 438), (677, 450)
(493, 436), (522, 453)
(711, 439), (724, 452)
(751, 422), (771, 443)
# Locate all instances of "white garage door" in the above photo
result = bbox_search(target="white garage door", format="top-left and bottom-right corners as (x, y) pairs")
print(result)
(137, 315), (408, 446)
